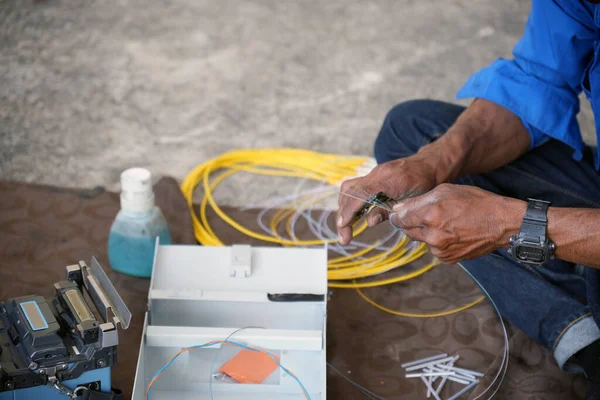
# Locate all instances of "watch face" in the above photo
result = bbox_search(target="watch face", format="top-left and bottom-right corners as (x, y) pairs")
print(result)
(516, 245), (545, 263)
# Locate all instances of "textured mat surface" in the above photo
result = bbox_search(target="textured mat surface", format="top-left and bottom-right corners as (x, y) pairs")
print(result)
(0, 179), (589, 399)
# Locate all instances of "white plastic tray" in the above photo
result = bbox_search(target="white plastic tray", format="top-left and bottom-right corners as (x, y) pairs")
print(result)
(131, 243), (328, 400)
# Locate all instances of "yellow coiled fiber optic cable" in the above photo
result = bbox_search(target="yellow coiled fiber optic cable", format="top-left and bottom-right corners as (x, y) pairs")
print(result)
(181, 149), (484, 318)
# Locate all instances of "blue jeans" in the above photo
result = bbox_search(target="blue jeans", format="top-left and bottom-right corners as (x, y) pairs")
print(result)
(374, 99), (600, 372)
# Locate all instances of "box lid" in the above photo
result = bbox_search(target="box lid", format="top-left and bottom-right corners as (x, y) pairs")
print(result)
(149, 244), (328, 301)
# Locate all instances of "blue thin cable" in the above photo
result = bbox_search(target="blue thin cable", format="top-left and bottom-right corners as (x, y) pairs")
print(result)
(209, 326), (264, 400)
(147, 340), (312, 400)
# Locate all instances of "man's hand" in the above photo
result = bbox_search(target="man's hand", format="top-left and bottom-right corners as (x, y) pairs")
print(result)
(336, 99), (532, 246)
(389, 184), (526, 264)
(337, 152), (448, 245)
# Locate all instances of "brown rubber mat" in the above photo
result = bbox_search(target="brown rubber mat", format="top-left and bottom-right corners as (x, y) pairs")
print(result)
(0, 179), (587, 399)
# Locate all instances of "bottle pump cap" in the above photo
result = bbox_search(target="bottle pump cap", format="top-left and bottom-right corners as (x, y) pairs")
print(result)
(120, 168), (155, 213)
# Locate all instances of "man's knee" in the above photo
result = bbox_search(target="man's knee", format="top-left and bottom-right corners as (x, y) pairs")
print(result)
(374, 99), (465, 164)
(374, 99), (446, 164)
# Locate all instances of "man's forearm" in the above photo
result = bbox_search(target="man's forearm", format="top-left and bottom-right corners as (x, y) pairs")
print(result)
(546, 207), (600, 268)
(388, 100), (600, 267)
(491, 199), (600, 268)
(423, 100), (600, 267)
(416, 99), (532, 184)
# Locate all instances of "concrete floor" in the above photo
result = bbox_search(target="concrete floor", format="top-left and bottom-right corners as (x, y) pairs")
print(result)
(0, 0), (596, 205)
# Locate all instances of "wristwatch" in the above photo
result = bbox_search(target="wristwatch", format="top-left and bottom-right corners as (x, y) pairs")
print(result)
(508, 198), (555, 265)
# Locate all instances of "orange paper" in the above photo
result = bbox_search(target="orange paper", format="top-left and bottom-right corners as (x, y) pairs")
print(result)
(218, 349), (280, 384)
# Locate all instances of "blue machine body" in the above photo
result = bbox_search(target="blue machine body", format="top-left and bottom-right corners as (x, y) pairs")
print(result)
(0, 260), (128, 400)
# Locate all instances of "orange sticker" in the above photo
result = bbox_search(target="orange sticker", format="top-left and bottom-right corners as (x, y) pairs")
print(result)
(219, 349), (280, 384)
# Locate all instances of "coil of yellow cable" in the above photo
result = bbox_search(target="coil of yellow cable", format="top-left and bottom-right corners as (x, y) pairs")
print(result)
(181, 149), (484, 317)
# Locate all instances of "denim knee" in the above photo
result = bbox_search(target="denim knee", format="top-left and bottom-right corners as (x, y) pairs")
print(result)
(373, 99), (449, 164)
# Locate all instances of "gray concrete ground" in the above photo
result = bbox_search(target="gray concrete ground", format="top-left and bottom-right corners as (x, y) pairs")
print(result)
(0, 0), (596, 205)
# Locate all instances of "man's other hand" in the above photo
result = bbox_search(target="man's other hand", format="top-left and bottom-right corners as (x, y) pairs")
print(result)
(336, 153), (442, 245)
(389, 184), (526, 264)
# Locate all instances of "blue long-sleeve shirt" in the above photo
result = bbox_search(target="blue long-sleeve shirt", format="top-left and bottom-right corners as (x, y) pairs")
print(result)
(457, 0), (600, 168)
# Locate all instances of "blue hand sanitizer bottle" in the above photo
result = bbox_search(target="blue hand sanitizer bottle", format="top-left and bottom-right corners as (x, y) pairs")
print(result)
(108, 168), (171, 277)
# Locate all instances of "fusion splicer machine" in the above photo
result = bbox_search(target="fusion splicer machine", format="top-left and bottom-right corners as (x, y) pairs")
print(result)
(0, 258), (131, 400)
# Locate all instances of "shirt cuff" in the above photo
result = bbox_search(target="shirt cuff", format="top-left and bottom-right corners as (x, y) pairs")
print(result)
(456, 59), (584, 160)
(521, 121), (550, 150)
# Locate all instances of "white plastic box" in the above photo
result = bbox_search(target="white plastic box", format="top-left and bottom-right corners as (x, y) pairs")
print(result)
(132, 243), (328, 400)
